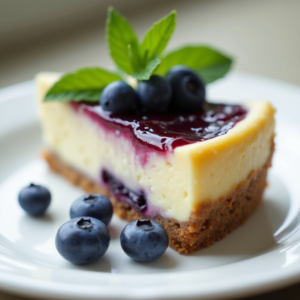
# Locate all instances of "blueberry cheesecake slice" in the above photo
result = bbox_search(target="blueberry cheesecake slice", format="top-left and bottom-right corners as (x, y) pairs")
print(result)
(36, 8), (275, 253)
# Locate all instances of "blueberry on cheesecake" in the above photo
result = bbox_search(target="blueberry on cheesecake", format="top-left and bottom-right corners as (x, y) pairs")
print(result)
(37, 8), (275, 253)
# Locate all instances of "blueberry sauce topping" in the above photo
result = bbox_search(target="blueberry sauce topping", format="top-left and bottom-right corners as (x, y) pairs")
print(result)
(102, 170), (147, 212)
(75, 101), (247, 153)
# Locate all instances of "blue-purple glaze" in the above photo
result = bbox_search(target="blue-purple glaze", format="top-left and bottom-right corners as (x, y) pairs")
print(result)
(71, 102), (247, 154)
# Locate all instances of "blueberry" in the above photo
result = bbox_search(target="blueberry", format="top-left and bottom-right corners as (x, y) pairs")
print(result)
(18, 183), (51, 216)
(120, 219), (169, 262)
(70, 194), (113, 226)
(165, 66), (206, 111)
(55, 217), (110, 264)
(137, 75), (172, 111)
(101, 81), (138, 113)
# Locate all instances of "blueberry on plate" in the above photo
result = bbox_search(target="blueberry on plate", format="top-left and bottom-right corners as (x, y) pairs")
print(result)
(120, 219), (169, 262)
(70, 194), (113, 226)
(56, 217), (110, 264)
(137, 75), (172, 111)
(18, 183), (51, 216)
(165, 66), (206, 111)
(100, 81), (138, 113)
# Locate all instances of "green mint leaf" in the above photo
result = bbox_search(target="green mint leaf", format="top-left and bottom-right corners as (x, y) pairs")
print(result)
(106, 7), (140, 74)
(44, 68), (121, 102)
(132, 56), (161, 80)
(127, 44), (143, 72)
(156, 46), (233, 84)
(197, 62), (232, 84)
(140, 11), (176, 64)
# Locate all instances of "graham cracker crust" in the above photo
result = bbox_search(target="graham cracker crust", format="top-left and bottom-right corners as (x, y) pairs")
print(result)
(41, 146), (273, 254)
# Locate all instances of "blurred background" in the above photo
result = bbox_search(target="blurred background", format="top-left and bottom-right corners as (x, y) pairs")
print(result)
(1, 0), (300, 89)
(1, 1), (300, 300)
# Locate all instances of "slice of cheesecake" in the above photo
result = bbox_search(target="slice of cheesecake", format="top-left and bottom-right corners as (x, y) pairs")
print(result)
(36, 72), (275, 254)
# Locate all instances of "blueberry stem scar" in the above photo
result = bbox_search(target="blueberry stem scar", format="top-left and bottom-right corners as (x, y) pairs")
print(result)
(77, 218), (93, 229)
(83, 195), (98, 202)
(136, 219), (154, 231)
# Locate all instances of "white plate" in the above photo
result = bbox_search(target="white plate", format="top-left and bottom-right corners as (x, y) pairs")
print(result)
(0, 72), (300, 300)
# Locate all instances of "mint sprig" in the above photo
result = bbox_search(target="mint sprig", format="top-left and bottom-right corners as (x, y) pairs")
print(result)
(106, 8), (139, 75)
(132, 56), (161, 81)
(155, 46), (232, 84)
(44, 68), (121, 102)
(44, 8), (233, 103)
(139, 11), (176, 65)
(107, 8), (176, 80)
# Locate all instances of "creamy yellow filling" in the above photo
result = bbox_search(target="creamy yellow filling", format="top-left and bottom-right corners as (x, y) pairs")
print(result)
(36, 73), (275, 222)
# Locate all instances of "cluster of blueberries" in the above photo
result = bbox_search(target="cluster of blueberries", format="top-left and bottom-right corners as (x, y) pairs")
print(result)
(101, 66), (206, 114)
(18, 183), (169, 264)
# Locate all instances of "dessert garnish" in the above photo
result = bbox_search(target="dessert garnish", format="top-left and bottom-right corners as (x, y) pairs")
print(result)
(137, 75), (172, 112)
(18, 183), (51, 216)
(55, 217), (110, 264)
(101, 81), (138, 113)
(166, 66), (206, 110)
(44, 7), (232, 113)
(70, 194), (113, 226)
(120, 219), (169, 262)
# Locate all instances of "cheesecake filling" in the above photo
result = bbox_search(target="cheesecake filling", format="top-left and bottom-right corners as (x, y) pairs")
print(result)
(36, 72), (275, 222)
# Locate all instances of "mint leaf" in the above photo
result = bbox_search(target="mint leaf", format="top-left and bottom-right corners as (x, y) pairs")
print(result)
(197, 62), (232, 84)
(140, 11), (176, 64)
(156, 46), (233, 84)
(106, 7), (140, 74)
(132, 56), (161, 80)
(127, 44), (143, 72)
(44, 68), (121, 102)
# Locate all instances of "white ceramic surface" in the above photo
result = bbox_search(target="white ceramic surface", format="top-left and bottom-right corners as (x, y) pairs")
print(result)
(0, 72), (300, 299)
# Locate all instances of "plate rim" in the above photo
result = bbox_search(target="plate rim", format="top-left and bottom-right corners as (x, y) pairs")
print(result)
(1, 72), (300, 299)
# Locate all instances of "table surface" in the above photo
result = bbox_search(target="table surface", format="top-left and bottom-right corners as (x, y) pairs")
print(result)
(1, 0), (300, 299)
